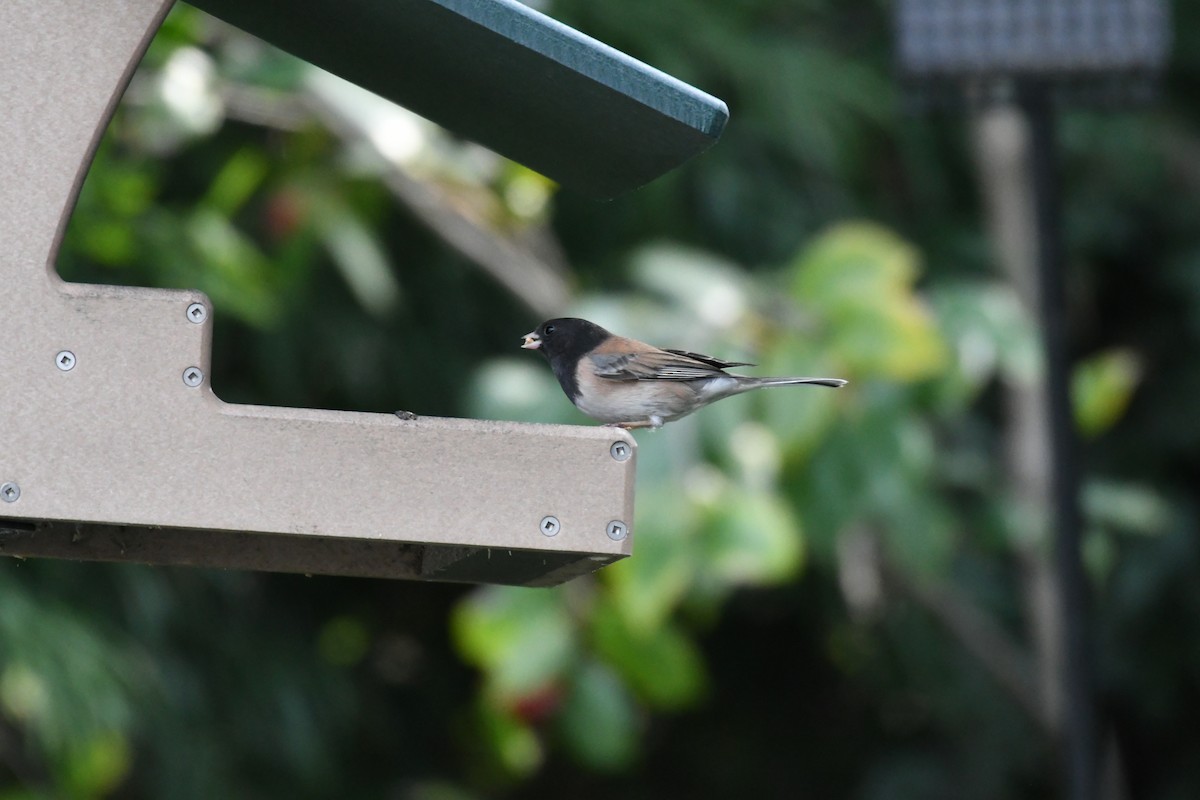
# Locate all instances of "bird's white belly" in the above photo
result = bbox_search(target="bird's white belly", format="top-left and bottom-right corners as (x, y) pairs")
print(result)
(574, 379), (701, 424)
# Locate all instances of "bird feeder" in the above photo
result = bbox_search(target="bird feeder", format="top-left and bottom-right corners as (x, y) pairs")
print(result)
(0, 0), (728, 585)
(893, 1), (1168, 797)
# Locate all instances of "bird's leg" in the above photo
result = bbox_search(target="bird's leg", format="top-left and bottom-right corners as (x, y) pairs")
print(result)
(606, 415), (664, 430)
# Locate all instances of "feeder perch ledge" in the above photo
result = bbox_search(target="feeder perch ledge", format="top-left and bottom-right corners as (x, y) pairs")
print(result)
(0, 0), (729, 584)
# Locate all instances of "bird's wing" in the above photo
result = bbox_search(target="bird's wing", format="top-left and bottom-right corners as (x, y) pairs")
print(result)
(590, 348), (742, 382)
(662, 349), (755, 370)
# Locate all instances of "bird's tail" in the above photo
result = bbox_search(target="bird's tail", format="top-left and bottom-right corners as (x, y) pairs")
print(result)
(742, 376), (848, 389)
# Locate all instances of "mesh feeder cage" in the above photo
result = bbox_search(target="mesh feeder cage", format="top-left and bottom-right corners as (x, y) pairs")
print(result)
(893, 3), (1169, 800)
(896, 0), (1169, 106)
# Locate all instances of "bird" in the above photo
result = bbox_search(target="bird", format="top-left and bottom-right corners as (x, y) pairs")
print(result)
(521, 317), (846, 429)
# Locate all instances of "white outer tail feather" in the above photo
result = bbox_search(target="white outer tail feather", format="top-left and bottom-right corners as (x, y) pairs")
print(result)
(746, 376), (848, 389)
(697, 375), (847, 405)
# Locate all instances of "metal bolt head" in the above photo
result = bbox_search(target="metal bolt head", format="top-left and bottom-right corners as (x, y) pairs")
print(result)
(55, 350), (76, 371)
(0, 482), (19, 503)
(182, 367), (204, 387)
(186, 302), (208, 324)
(610, 441), (631, 462)
(606, 520), (628, 541)
(540, 515), (561, 537)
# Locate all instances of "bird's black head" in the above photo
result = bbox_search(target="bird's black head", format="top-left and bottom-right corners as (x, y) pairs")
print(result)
(521, 318), (611, 400)
(521, 318), (610, 360)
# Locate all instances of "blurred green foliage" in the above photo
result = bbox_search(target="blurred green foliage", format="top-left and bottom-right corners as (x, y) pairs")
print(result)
(5, 1), (1200, 799)
(456, 220), (968, 775)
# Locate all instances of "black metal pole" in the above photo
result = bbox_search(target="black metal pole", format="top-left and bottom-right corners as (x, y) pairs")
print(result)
(1023, 84), (1097, 800)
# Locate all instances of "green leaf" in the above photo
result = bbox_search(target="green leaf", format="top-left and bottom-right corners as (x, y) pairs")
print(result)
(62, 731), (132, 799)
(101, 164), (158, 218)
(590, 600), (706, 709)
(468, 359), (587, 425)
(629, 243), (750, 328)
(929, 281), (1041, 403)
(202, 147), (269, 216)
(699, 487), (805, 586)
(1072, 348), (1142, 438)
(79, 220), (139, 266)
(314, 201), (402, 317)
(1083, 479), (1172, 536)
(477, 702), (543, 778)
(453, 587), (576, 701)
(791, 222), (947, 381)
(792, 222), (920, 310)
(603, 488), (699, 632)
(790, 426), (867, 562)
(556, 661), (639, 772)
(795, 400), (954, 576)
(854, 410), (953, 577)
(756, 337), (843, 457)
(1083, 528), (1118, 584)
(876, 484), (956, 578)
(0, 585), (147, 765)
(184, 209), (282, 327)
(316, 616), (371, 667)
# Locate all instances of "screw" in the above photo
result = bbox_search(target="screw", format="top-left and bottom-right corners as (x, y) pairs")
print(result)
(539, 515), (561, 537)
(182, 367), (204, 387)
(186, 302), (208, 324)
(606, 520), (628, 541)
(55, 350), (76, 371)
(0, 482), (19, 503)
(610, 441), (631, 462)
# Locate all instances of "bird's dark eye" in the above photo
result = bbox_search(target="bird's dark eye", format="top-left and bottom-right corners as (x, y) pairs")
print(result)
(544, 324), (556, 335)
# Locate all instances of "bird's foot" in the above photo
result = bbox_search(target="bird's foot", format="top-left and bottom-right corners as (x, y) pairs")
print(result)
(605, 416), (663, 431)
(394, 410), (418, 420)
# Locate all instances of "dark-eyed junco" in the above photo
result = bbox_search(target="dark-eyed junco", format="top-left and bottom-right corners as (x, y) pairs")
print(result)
(521, 318), (846, 429)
